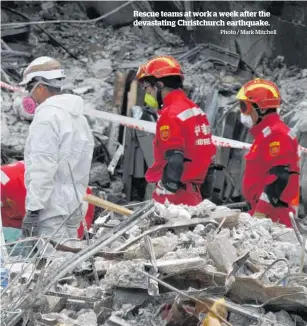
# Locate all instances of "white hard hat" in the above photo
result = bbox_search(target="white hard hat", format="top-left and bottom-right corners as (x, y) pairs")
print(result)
(19, 56), (65, 86)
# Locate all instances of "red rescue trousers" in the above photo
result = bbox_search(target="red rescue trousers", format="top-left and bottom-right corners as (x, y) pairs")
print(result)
(153, 183), (202, 206)
(249, 200), (295, 228)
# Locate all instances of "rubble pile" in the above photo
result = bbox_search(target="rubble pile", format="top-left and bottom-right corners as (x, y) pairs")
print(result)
(1, 201), (307, 325)
(1, 2), (307, 325)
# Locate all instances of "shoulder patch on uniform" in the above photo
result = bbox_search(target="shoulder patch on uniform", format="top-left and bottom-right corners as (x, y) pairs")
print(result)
(269, 141), (280, 156)
(160, 125), (170, 141)
(262, 126), (271, 137)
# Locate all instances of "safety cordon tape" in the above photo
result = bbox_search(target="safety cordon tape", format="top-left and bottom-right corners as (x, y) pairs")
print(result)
(1, 79), (306, 155)
(85, 109), (307, 154)
(0, 81), (25, 93)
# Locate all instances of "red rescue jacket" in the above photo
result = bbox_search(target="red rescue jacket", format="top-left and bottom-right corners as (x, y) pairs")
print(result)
(243, 113), (300, 213)
(145, 89), (216, 184)
(1, 161), (94, 239)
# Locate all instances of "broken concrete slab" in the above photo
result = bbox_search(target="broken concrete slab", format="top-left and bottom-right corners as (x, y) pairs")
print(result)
(91, 59), (112, 78)
(229, 277), (307, 314)
(144, 257), (207, 275)
(123, 233), (178, 260)
(72, 86), (94, 95)
(207, 231), (238, 273)
(94, 258), (119, 276)
(103, 261), (148, 289)
(76, 309), (98, 326)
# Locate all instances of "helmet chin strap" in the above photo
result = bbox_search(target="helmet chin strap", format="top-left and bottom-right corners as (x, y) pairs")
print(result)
(253, 104), (264, 125)
(156, 83), (163, 109)
(255, 109), (263, 124)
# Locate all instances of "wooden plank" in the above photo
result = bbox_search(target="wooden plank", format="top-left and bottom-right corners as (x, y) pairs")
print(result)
(107, 71), (127, 157)
(122, 128), (135, 201)
(1, 25), (30, 38)
(126, 80), (138, 117)
(123, 79), (139, 200)
(113, 71), (127, 111)
(83, 194), (132, 216)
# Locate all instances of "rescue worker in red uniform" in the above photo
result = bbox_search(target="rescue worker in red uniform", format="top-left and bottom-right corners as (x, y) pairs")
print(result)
(1, 161), (94, 239)
(237, 78), (300, 227)
(136, 56), (216, 206)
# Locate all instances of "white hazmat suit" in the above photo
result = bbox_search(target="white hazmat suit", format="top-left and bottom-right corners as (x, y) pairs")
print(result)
(24, 93), (94, 240)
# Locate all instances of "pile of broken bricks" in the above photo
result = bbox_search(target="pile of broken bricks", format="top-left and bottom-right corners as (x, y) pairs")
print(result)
(1, 199), (307, 326)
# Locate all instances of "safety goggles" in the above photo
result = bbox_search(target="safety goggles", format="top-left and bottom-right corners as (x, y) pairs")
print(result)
(25, 78), (63, 93)
(25, 81), (38, 93)
(239, 100), (255, 115)
(141, 82), (152, 92)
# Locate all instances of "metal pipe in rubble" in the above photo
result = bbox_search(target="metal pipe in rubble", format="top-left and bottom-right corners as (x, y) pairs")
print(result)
(67, 162), (99, 284)
(39, 201), (154, 292)
(225, 202), (249, 209)
(84, 109), (307, 154)
(5, 201), (155, 325)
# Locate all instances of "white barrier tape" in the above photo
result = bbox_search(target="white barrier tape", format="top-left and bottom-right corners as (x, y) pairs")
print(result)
(0, 81), (24, 93)
(85, 109), (307, 154)
(2, 79), (306, 153)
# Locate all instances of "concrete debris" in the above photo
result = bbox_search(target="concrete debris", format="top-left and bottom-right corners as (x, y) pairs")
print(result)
(207, 231), (238, 273)
(89, 162), (111, 187)
(1, 2), (307, 325)
(76, 309), (98, 326)
(123, 233), (178, 260)
(72, 86), (94, 96)
(91, 59), (113, 79)
(144, 257), (207, 274)
(2, 202), (307, 325)
(103, 261), (148, 289)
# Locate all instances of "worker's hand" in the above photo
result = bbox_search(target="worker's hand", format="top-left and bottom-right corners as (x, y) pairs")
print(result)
(22, 210), (40, 238)
(156, 180), (176, 196)
(253, 211), (267, 219)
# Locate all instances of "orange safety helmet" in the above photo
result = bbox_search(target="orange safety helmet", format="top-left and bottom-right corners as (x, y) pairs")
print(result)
(136, 55), (184, 81)
(236, 78), (281, 115)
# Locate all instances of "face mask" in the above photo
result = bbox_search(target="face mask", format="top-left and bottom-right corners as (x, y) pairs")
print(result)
(144, 93), (158, 109)
(240, 113), (254, 128)
(22, 83), (40, 114)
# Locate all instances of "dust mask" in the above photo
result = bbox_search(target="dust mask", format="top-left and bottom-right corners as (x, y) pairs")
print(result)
(144, 93), (158, 109)
(240, 113), (253, 128)
(22, 82), (40, 114)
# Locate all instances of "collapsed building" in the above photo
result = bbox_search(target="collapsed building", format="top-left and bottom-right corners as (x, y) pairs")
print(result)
(1, 1), (307, 325)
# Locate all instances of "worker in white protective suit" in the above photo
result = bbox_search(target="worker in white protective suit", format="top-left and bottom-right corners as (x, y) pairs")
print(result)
(19, 56), (94, 242)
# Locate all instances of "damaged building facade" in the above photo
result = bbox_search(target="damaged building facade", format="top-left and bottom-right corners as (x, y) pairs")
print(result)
(1, 1), (307, 326)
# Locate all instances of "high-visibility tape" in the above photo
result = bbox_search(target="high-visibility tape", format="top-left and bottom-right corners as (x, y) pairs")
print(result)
(85, 109), (307, 154)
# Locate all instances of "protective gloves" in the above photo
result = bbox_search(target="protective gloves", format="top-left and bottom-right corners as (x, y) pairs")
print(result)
(156, 180), (176, 196)
(22, 210), (40, 238)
